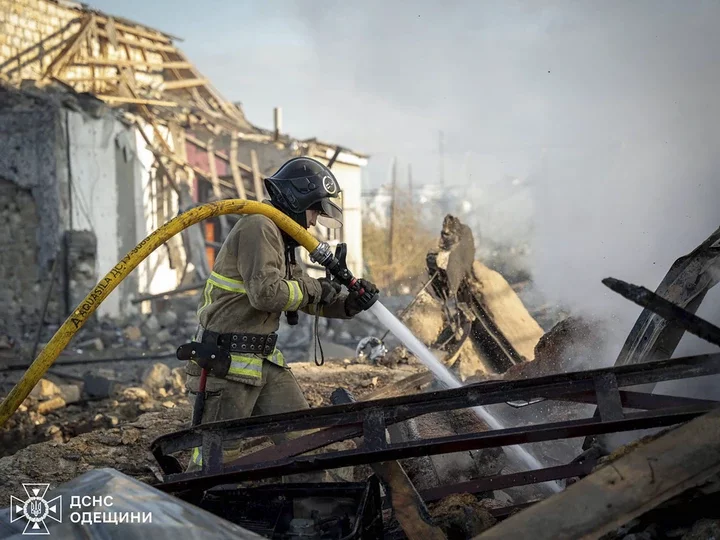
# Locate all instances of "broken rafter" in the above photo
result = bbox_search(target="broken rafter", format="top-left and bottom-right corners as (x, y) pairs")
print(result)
(63, 75), (122, 83)
(70, 58), (192, 69)
(42, 14), (96, 81)
(163, 46), (246, 124)
(250, 149), (265, 201)
(191, 165), (236, 191)
(163, 78), (209, 91)
(184, 134), (252, 173)
(156, 49), (231, 128)
(229, 132), (247, 199)
(95, 28), (176, 53)
(97, 95), (177, 107)
(133, 122), (180, 195)
(206, 138), (222, 200)
(119, 69), (174, 154)
(603, 277), (720, 348)
(93, 15), (174, 44)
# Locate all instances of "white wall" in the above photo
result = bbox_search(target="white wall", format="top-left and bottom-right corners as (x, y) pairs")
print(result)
(67, 110), (124, 318)
(330, 160), (364, 276)
(67, 111), (184, 318)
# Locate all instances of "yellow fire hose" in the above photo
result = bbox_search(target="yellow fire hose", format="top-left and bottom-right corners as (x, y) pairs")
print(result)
(0, 200), (320, 427)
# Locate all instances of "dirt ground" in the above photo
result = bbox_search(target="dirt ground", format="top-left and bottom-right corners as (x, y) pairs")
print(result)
(0, 357), (425, 501)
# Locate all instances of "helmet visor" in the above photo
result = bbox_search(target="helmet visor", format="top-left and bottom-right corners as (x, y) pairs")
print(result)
(314, 198), (343, 229)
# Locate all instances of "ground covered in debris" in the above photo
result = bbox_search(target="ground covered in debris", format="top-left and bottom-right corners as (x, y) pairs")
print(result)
(0, 355), (424, 501)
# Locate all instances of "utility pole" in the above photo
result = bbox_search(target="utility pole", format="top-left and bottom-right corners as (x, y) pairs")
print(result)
(438, 130), (445, 187)
(388, 157), (398, 277)
(408, 163), (413, 202)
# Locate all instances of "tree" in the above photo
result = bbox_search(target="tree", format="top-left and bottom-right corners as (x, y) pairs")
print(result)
(362, 188), (437, 294)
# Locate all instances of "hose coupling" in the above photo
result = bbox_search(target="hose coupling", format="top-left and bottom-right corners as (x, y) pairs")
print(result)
(309, 242), (333, 267)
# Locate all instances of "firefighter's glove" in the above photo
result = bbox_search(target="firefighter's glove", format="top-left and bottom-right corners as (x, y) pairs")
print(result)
(344, 279), (379, 317)
(316, 278), (342, 306)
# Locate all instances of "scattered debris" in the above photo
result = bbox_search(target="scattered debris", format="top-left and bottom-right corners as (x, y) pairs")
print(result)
(379, 215), (546, 382)
(29, 379), (61, 400)
(355, 336), (388, 363)
(502, 315), (610, 380)
(430, 493), (497, 538)
(141, 362), (173, 393)
(3, 208), (719, 540)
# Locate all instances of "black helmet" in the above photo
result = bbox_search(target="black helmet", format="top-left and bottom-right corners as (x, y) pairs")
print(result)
(264, 157), (343, 229)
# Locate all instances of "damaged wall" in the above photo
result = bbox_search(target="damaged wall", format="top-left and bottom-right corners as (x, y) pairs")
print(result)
(0, 85), (186, 343)
(0, 0), (78, 78)
(66, 109), (129, 318)
(0, 95), (64, 340)
(133, 122), (185, 300)
(64, 106), (186, 318)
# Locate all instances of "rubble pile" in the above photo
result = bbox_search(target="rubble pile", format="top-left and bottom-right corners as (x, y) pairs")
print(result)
(0, 355), (426, 486)
(386, 215), (550, 383)
(0, 361), (189, 459)
(0, 404), (191, 503)
(392, 409), (506, 490)
(502, 315), (611, 380)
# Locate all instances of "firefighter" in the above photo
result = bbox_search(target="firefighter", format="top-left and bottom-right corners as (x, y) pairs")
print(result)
(184, 156), (378, 469)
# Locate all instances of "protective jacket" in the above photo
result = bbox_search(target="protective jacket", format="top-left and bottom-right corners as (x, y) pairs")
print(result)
(185, 207), (351, 385)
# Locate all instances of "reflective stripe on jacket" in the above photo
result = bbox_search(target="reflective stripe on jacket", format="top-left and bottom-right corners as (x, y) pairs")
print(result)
(187, 271), (288, 385)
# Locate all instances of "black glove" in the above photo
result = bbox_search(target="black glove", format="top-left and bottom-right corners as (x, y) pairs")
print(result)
(344, 279), (379, 316)
(316, 278), (342, 306)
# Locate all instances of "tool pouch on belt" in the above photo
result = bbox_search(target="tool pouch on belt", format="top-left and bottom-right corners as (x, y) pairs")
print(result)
(177, 342), (231, 378)
(184, 328), (282, 385)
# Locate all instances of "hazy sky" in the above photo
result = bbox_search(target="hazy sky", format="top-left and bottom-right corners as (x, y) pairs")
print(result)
(90, 1), (720, 363)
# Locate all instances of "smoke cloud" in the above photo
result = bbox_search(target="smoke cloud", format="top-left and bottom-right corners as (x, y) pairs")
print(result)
(285, 1), (720, 366)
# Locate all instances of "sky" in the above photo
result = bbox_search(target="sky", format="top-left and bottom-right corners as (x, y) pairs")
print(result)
(90, 0), (720, 366)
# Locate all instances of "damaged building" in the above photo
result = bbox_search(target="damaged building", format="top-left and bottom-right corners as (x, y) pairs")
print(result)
(3, 2), (720, 540)
(0, 0), (367, 345)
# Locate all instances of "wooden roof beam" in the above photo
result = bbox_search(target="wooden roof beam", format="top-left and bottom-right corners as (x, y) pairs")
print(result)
(95, 28), (177, 53)
(94, 15), (174, 44)
(43, 14), (96, 80)
(97, 95), (178, 107)
(163, 78), (209, 91)
(184, 133), (252, 173)
(71, 59), (192, 69)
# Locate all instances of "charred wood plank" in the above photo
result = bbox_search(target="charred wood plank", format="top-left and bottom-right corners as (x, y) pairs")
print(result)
(427, 215), (476, 299)
(614, 226), (720, 368)
(603, 277), (720, 348)
(476, 407), (720, 540)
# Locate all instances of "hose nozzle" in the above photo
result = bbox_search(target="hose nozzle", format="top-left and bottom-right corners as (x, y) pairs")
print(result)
(310, 242), (380, 310)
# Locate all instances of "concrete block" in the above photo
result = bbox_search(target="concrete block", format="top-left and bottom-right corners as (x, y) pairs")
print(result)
(57, 384), (82, 404)
(29, 378), (60, 400)
(82, 373), (117, 399)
